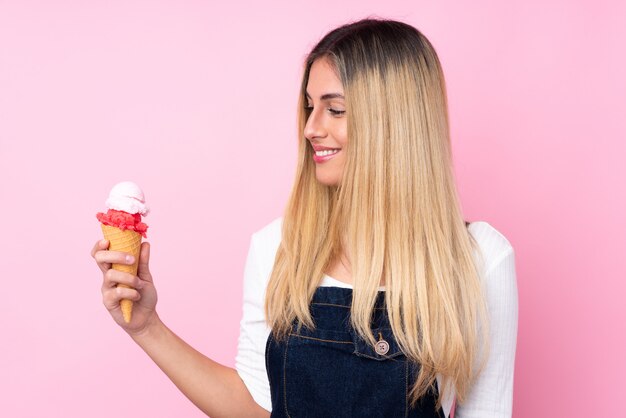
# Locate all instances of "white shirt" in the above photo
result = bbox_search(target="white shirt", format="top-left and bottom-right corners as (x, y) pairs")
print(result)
(235, 217), (518, 417)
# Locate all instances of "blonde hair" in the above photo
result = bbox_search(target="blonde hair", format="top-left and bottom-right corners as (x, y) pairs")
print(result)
(264, 17), (490, 410)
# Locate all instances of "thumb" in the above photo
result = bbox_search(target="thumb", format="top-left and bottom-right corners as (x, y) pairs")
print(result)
(138, 241), (153, 282)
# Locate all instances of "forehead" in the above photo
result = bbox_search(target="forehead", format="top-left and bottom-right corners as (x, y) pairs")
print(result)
(306, 57), (344, 98)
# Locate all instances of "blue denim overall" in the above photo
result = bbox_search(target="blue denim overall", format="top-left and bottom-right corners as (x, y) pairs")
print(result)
(265, 286), (446, 417)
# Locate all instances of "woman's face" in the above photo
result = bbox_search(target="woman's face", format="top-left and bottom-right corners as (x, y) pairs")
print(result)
(304, 57), (348, 187)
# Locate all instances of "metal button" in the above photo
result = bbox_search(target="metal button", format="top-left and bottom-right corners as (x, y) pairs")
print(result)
(374, 339), (390, 355)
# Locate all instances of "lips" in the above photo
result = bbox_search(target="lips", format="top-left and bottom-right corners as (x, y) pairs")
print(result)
(315, 149), (340, 157)
(312, 148), (341, 163)
(311, 144), (340, 151)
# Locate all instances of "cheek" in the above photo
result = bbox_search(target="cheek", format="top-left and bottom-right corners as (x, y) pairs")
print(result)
(336, 124), (348, 147)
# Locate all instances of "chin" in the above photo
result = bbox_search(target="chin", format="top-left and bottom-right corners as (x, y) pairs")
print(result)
(315, 173), (341, 187)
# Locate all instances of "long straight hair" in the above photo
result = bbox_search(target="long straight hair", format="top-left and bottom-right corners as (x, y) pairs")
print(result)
(264, 18), (490, 410)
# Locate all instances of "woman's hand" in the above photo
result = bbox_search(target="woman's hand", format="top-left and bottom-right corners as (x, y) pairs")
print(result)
(90, 238), (268, 417)
(91, 239), (158, 336)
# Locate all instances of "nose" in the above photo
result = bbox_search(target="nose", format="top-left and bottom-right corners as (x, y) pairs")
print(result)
(303, 108), (326, 141)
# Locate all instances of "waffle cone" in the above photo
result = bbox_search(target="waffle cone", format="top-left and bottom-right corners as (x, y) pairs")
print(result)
(101, 224), (142, 323)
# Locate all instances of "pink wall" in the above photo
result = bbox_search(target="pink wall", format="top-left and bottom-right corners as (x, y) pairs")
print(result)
(1, 1), (624, 417)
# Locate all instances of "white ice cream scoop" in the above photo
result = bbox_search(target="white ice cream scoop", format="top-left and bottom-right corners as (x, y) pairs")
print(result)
(105, 181), (149, 215)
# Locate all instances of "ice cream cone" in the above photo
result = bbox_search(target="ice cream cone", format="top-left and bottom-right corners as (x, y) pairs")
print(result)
(101, 224), (142, 323)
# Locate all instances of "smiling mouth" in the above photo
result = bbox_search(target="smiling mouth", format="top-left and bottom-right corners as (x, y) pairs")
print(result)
(314, 149), (341, 157)
(312, 148), (341, 164)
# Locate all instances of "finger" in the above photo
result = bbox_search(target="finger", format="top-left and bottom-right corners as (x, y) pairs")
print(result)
(102, 286), (142, 311)
(94, 251), (135, 275)
(94, 250), (136, 269)
(92, 239), (112, 274)
(90, 239), (109, 258)
(103, 269), (143, 290)
(137, 242), (152, 282)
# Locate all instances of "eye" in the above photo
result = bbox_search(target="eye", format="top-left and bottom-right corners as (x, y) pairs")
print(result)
(303, 106), (345, 116)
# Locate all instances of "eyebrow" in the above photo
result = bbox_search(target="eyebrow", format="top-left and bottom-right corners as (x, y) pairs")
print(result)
(305, 91), (345, 101)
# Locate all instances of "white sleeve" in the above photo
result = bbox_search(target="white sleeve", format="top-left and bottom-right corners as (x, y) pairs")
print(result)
(455, 247), (519, 418)
(235, 232), (273, 413)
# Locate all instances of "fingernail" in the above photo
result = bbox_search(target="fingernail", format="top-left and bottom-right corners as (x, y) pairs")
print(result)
(126, 255), (135, 264)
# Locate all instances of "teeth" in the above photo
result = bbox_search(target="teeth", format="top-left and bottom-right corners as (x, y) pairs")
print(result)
(315, 149), (339, 156)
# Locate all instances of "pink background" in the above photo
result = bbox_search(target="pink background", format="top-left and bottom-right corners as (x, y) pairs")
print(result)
(1, 1), (624, 417)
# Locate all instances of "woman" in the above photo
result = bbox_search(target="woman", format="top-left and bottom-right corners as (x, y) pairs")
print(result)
(91, 18), (518, 417)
